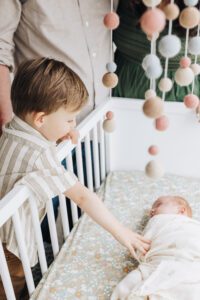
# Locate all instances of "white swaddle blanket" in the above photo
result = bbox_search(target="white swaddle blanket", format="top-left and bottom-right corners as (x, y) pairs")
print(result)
(127, 214), (200, 300)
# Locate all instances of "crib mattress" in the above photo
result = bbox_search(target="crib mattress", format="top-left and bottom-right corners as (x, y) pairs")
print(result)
(31, 170), (200, 300)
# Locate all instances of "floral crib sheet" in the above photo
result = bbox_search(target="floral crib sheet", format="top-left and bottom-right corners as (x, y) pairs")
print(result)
(31, 170), (200, 300)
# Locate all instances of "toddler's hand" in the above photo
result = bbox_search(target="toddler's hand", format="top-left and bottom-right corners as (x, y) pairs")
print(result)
(57, 130), (79, 144)
(115, 226), (151, 260)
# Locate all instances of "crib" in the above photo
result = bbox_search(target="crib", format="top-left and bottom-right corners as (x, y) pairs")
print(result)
(1, 98), (200, 300)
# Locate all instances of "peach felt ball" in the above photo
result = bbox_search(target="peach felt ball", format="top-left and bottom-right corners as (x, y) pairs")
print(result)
(179, 57), (191, 68)
(155, 115), (169, 131)
(140, 8), (166, 36)
(106, 111), (114, 120)
(179, 7), (200, 29)
(148, 145), (159, 155)
(184, 94), (199, 108)
(102, 72), (118, 88)
(103, 12), (120, 30)
(143, 96), (164, 119)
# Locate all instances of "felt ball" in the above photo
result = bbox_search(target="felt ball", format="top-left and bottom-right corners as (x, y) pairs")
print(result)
(179, 7), (200, 29)
(188, 36), (200, 55)
(163, 3), (180, 21)
(106, 62), (117, 73)
(190, 63), (200, 75)
(184, 94), (199, 108)
(102, 72), (118, 88)
(106, 111), (114, 120)
(155, 115), (169, 131)
(103, 119), (115, 133)
(158, 78), (173, 92)
(179, 56), (191, 68)
(145, 89), (157, 100)
(174, 67), (194, 86)
(143, 97), (164, 119)
(184, 0), (198, 6)
(142, 54), (161, 71)
(145, 160), (164, 179)
(158, 35), (181, 58)
(140, 8), (166, 36)
(146, 64), (163, 79)
(142, 0), (161, 7)
(103, 12), (120, 30)
(148, 145), (159, 155)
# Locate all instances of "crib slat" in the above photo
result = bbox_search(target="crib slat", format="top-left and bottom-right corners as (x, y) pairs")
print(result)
(92, 125), (100, 190)
(59, 194), (70, 239)
(99, 120), (106, 182)
(66, 154), (79, 224)
(66, 153), (74, 172)
(0, 241), (16, 300)
(12, 211), (35, 295)
(28, 196), (48, 274)
(84, 133), (93, 191)
(75, 142), (85, 185)
(46, 199), (59, 257)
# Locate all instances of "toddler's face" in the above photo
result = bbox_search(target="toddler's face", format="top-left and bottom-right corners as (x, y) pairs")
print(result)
(150, 196), (191, 217)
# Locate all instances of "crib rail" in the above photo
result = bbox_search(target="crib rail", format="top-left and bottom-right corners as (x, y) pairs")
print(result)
(0, 100), (111, 299)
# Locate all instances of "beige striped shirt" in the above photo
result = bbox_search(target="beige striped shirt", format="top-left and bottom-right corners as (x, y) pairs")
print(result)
(0, 116), (77, 266)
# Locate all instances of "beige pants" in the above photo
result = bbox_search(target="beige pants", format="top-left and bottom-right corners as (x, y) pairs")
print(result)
(0, 245), (27, 300)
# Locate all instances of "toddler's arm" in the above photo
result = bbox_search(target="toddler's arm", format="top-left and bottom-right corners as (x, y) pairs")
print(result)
(65, 182), (150, 258)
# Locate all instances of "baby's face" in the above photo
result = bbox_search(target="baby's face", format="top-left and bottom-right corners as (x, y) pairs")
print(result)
(150, 196), (190, 217)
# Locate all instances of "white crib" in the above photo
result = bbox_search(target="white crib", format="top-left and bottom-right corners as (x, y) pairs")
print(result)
(1, 98), (200, 299)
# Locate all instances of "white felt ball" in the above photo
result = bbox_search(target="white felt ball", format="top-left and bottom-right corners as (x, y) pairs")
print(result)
(142, 54), (161, 71)
(145, 160), (165, 179)
(146, 64), (163, 79)
(184, 0), (198, 7)
(188, 36), (200, 55)
(175, 67), (194, 86)
(191, 63), (200, 75)
(106, 62), (117, 73)
(158, 78), (173, 92)
(145, 89), (156, 99)
(103, 119), (115, 133)
(142, 0), (161, 7)
(158, 35), (181, 58)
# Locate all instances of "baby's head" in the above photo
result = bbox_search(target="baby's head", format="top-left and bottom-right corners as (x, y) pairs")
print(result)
(150, 196), (192, 218)
(11, 58), (88, 142)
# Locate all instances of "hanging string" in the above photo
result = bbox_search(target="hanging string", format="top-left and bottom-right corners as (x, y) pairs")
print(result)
(109, 0), (114, 99)
(191, 24), (200, 94)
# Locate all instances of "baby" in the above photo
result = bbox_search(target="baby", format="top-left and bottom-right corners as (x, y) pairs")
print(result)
(111, 196), (200, 300)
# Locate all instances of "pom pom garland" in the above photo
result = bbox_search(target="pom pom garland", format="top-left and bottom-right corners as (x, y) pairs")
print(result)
(158, 35), (181, 58)
(143, 97), (164, 119)
(148, 145), (159, 155)
(103, 12), (120, 30)
(141, 8), (166, 36)
(145, 160), (165, 179)
(184, 94), (199, 108)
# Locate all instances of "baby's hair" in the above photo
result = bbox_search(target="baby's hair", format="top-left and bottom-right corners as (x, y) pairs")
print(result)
(11, 57), (88, 118)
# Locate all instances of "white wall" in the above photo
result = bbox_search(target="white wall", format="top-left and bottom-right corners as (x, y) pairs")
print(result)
(108, 98), (200, 178)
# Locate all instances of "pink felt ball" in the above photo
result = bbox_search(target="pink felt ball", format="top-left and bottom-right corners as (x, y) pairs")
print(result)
(179, 56), (191, 68)
(148, 145), (159, 155)
(106, 111), (114, 120)
(155, 115), (169, 131)
(140, 8), (166, 36)
(103, 12), (120, 30)
(184, 94), (199, 108)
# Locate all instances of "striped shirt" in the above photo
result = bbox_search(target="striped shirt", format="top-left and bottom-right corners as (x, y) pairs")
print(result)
(0, 116), (77, 266)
